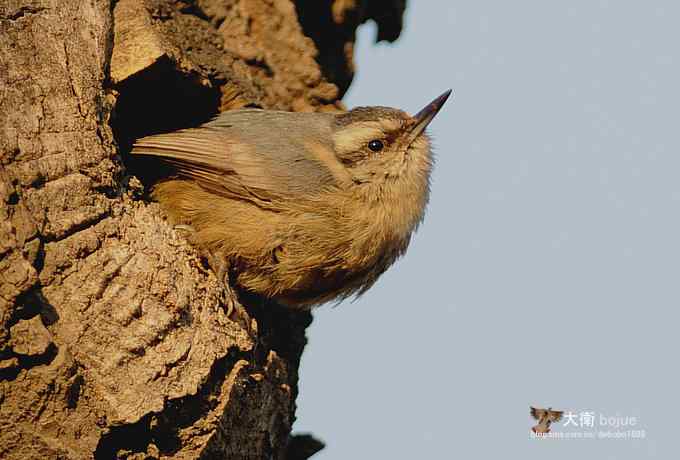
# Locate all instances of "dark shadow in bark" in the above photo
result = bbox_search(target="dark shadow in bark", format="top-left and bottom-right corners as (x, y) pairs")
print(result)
(110, 56), (221, 186)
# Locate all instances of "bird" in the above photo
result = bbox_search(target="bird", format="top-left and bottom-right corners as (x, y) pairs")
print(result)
(530, 407), (564, 434)
(131, 90), (451, 309)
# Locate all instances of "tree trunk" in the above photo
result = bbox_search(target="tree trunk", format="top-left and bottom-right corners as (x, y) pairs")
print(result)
(0, 1), (405, 458)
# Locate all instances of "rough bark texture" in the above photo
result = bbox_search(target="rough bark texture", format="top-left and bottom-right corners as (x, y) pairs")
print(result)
(0, 1), (405, 459)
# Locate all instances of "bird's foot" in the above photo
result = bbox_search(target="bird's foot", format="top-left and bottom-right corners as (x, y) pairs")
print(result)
(174, 224), (196, 233)
(206, 252), (254, 335)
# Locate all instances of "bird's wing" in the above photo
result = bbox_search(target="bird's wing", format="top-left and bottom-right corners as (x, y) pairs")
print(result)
(548, 410), (564, 422)
(131, 124), (337, 206)
(530, 407), (546, 420)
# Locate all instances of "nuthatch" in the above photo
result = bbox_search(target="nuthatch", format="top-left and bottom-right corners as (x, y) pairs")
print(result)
(132, 90), (451, 308)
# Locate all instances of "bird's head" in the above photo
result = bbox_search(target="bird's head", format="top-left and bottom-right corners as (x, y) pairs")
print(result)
(330, 90), (451, 187)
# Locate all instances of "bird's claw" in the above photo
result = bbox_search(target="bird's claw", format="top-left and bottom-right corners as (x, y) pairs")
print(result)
(208, 252), (254, 335)
(174, 224), (196, 233)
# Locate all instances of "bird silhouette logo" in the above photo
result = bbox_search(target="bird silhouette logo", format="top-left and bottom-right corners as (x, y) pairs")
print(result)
(530, 406), (564, 434)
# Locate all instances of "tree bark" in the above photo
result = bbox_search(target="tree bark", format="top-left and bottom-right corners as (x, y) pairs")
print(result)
(0, 1), (404, 458)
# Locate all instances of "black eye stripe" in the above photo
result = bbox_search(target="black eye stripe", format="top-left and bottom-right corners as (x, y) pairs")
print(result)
(368, 139), (384, 152)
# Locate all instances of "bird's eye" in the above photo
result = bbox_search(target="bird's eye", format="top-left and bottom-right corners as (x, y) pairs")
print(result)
(368, 139), (384, 152)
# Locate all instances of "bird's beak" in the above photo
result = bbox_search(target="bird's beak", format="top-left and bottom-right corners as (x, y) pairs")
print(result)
(408, 89), (452, 141)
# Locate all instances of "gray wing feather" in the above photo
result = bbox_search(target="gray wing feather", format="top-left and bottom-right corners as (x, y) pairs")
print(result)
(131, 112), (337, 203)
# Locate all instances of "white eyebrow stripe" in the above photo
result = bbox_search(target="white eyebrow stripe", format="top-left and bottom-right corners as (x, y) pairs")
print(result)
(332, 127), (383, 152)
(332, 120), (403, 153)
